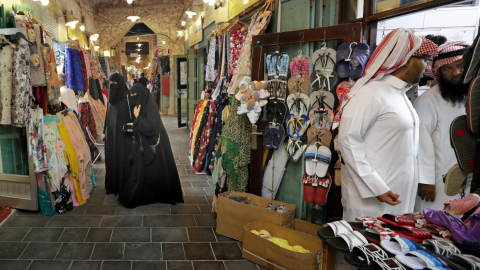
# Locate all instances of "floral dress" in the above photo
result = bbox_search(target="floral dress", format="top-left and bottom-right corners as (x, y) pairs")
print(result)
(11, 46), (32, 127)
(44, 116), (68, 191)
(28, 108), (48, 173)
(0, 46), (13, 125)
(43, 46), (60, 102)
(30, 25), (47, 87)
(228, 27), (248, 76)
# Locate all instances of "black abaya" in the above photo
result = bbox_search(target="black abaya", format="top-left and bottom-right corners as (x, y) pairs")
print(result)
(104, 74), (134, 195)
(118, 84), (183, 208)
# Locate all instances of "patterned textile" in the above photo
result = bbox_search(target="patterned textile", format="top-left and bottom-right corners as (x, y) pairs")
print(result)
(65, 48), (85, 90)
(52, 179), (72, 214)
(14, 14), (35, 40)
(229, 27), (248, 76)
(190, 101), (208, 154)
(290, 56), (311, 79)
(37, 172), (55, 217)
(413, 37), (440, 58)
(0, 46), (13, 125)
(78, 102), (98, 156)
(426, 41), (470, 87)
(11, 46), (32, 127)
(44, 120), (68, 191)
(28, 108), (48, 173)
(93, 100), (107, 118)
(194, 101), (216, 172)
(83, 52), (92, 78)
(43, 46), (60, 102)
(192, 103), (211, 165)
(206, 38), (217, 82)
(333, 28), (430, 129)
(30, 25), (47, 87)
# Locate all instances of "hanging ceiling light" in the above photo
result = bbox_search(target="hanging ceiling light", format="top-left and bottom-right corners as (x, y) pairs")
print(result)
(33, 0), (49, 6)
(203, 0), (208, 3)
(79, 23), (85, 31)
(177, 30), (183, 35)
(127, 3), (140, 22)
(136, 48), (141, 51)
(90, 33), (99, 41)
(65, 18), (79, 29)
(137, 43), (142, 47)
(137, 36), (139, 40)
(127, 0), (133, 3)
(181, 21), (186, 26)
(208, 0), (215, 6)
(162, 41), (165, 45)
(94, 46), (100, 51)
(185, 11), (196, 18)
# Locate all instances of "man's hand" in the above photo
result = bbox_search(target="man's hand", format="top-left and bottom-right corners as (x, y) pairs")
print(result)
(101, 134), (105, 141)
(377, 191), (401, 206)
(418, 184), (436, 202)
(134, 105), (141, 118)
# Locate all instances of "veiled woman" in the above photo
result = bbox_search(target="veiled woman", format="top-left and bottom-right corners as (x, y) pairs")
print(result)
(118, 83), (184, 208)
(104, 73), (134, 196)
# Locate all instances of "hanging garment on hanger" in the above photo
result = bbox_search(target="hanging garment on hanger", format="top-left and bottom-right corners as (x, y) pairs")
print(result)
(65, 48), (85, 91)
(0, 46), (13, 125)
(80, 51), (89, 93)
(192, 102), (211, 166)
(43, 46), (61, 102)
(206, 38), (217, 82)
(11, 46), (32, 127)
(30, 25), (47, 87)
(37, 172), (55, 216)
(194, 101), (216, 173)
(28, 107), (48, 173)
(78, 102), (98, 158)
(43, 118), (69, 191)
(228, 27), (248, 76)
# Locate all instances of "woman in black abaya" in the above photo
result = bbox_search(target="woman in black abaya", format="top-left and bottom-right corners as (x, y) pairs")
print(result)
(118, 83), (184, 208)
(104, 73), (134, 195)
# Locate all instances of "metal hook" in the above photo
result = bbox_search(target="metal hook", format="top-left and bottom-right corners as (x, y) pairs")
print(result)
(382, 26), (386, 39)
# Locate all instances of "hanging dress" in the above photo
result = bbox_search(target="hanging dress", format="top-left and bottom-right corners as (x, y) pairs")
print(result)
(11, 46), (32, 127)
(30, 25), (47, 87)
(0, 46), (13, 125)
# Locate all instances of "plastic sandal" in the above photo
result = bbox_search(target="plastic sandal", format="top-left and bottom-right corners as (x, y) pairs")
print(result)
(450, 115), (476, 174)
(423, 209), (477, 244)
(349, 216), (381, 230)
(423, 239), (462, 257)
(349, 43), (370, 79)
(336, 81), (351, 107)
(307, 128), (332, 147)
(396, 250), (447, 269)
(310, 90), (335, 111)
(317, 220), (354, 239)
(290, 137), (308, 162)
(302, 172), (316, 203)
(337, 43), (352, 78)
(445, 254), (480, 270)
(310, 70), (323, 92)
(312, 46), (337, 78)
(462, 34), (480, 84)
(392, 225), (433, 242)
(467, 76), (480, 134)
(315, 146), (331, 178)
(325, 230), (369, 253)
(468, 212), (480, 239)
(420, 224), (452, 240)
(381, 237), (425, 255)
(265, 100), (288, 124)
(314, 174), (332, 206)
(264, 122), (285, 150)
(378, 214), (417, 227)
(344, 243), (388, 267)
(462, 239), (480, 258)
(444, 165), (468, 196)
(444, 193), (480, 214)
(359, 226), (399, 244)
(357, 258), (407, 270)
(305, 145), (317, 176)
(465, 206), (480, 229)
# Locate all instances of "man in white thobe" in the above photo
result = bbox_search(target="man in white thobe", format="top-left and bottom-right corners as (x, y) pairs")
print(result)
(335, 28), (438, 221)
(415, 40), (470, 211)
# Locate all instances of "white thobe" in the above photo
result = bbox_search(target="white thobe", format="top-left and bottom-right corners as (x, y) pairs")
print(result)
(414, 85), (463, 211)
(60, 86), (77, 111)
(339, 75), (419, 221)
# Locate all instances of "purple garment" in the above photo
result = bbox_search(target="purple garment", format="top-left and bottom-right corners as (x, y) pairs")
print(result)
(65, 48), (85, 91)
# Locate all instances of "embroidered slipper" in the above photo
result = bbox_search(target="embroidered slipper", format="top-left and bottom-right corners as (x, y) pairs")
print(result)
(450, 115), (476, 174)
(317, 220), (354, 240)
(381, 237), (425, 255)
(325, 230), (369, 253)
(302, 172), (316, 203)
(310, 90), (335, 111)
(265, 100), (288, 124)
(315, 146), (331, 178)
(305, 145), (317, 176)
(467, 76), (480, 134)
(344, 243), (388, 267)
(423, 239), (461, 257)
(314, 173), (332, 206)
(444, 164), (468, 196)
(423, 208), (476, 244)
(462, 239), (480, 258)
(445, 253), (480, 270)
(288, 76), (310, 95)
(396, 250), (448, 270)
(337, 43), (353, 78)
(349, 43), (370, 79)
(462, 34), (480, 84)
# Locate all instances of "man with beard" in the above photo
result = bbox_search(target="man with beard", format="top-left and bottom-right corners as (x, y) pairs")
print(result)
(415, 40), (470, 211)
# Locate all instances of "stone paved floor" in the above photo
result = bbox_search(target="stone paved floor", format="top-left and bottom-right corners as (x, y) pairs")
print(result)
(0, 116), (265, 270)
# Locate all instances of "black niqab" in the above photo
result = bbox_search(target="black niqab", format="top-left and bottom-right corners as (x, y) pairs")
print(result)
(109, 73), (129, 104)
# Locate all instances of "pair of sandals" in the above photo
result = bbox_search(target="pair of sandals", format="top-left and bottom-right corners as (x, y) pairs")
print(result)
(337, 42), (370, 79)
(309, 108), (334, 130)
(302, 172), (332, 206)
(283, 136), (308, 163)
(265, 99), (288, 124)
(304, 143), (331, 178)
(311, 44), (338, 92)
(286, 93), (309, 117)
(466, 76), (480, 134)
(266, 51), (289, 80)
(263, 122), (285, 150)
(268, 80), (288, 101)
(289, 53), (311, 79)
(307, 127), (332, 148)
(450, 115), (476, 174)
(285, 114), (309, 140)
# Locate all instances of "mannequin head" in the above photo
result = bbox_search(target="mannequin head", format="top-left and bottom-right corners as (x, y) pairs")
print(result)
(392, 55), (431, 85)
(58, 73), (67, 87)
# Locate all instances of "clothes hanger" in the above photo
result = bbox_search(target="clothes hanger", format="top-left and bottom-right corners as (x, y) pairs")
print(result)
(15, 32), (34, 46)
(0, 34), (17, 49)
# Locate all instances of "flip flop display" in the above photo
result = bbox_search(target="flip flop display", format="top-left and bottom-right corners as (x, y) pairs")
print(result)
(314, 173), (332, 205)
(337, 43), (353, 78)
(288, 76), (310, 95)
(349, 43), (370, 79)
(450, 115), (476, 174)
(264, 122), (285, 150)
(310, 90), (335, 111)
(467, 76), (480, 134)
(445, 164), (468, 196)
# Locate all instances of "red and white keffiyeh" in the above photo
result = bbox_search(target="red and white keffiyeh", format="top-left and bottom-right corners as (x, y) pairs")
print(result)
(425, 40), (470, 87)
(332, 28), (437, 130)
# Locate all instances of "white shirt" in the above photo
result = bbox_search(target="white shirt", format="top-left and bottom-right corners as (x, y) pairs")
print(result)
(414, 85), (463, 211)
(339, 75), (419, 221)
(60, 86), (77, 111)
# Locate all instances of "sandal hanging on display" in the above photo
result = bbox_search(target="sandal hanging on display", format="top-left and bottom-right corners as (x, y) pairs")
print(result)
(336, 81), (352, 107)
(264, 122), (285, 150)
(462, 34), (480, 84)
(349, 43), (370, 79)
(304, 145), (317, 176)
(307, 127), (332, 147)
(314, 173), (332, 206)
(310, 90), (335, 111)
(235, 76), (252, 101)
(285, 114), (309, 139)
(445, 164), (469, 196)
(312, 44), (337, 78)
(302, 172), (316, 203)
(287, 76), (310, 95)
(288, 137), (308, 163)
(450, 115), (476, 174)
(337, 43), (355, 78)
(315, 146), (331, 178)
(467, 76), (480, 134)
(286, 93), (310, 116)
(266, 100), (288, 124)
(344, 243), (389, 267)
